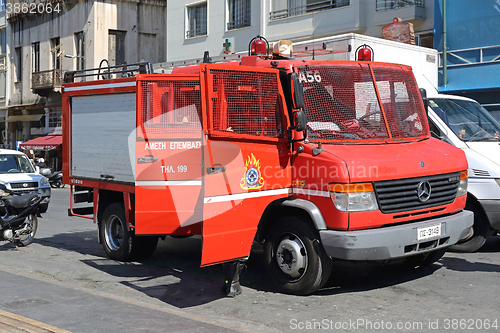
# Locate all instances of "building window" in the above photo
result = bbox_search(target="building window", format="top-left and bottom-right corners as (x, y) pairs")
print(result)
(186, 2), (207, 38)
(32, 42), (40, 73)
(376, 0), (424, 11)
(227, 0), (250, 30)
(48, 108), (63, 129)
(75, 32), (85, 70)
(108, 30), (126, 66)
(0, 30), (5, 55)
(416, 32), (433, 49)
(15, 47), (22, 82)
(51, 37), (61, 70)
(270, 0), (350, 20)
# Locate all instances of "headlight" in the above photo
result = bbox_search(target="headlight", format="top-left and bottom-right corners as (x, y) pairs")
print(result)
(41, 177), (50, 187)
(456, 170), (468, 197)
(330, 183), (379, 212)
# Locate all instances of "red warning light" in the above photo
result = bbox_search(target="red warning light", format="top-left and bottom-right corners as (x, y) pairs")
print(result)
(356, 44), (374, 61)
(248, 36), (269, 56)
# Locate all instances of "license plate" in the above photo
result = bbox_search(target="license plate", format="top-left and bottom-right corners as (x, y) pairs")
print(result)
(417, 224), (442, 241)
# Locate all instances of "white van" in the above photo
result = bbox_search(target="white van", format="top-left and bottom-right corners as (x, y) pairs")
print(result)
(0, 149), (51, 213)
(426, 94), (500, 252)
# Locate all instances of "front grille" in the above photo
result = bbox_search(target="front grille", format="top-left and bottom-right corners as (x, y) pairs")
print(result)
(10, 182), (38, 189)
(373, 172), (460, 214)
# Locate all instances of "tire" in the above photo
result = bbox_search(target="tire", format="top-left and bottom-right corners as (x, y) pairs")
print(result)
(264, 216), (332, 295)
(14, 214), (38, 247)
(50, 180), (64, 188)
(136, 236), (159, 259)
(404, 249), (446, 268)
(38, 203), (48, 214)
(449, 202), (489, 253)
(100, 203), (138, 261)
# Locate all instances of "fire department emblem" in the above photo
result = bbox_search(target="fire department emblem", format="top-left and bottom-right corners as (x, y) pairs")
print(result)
(240, 153), (265, 190)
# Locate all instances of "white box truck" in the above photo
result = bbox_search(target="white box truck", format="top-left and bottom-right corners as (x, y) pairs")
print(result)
(294, 33), (500, 252)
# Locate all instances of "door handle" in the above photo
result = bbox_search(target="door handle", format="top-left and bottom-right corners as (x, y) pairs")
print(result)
(137, 155), (158, 164)
(206, 165), (226, 174)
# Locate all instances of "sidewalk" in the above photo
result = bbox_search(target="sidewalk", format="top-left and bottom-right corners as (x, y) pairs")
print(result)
(0, 270), (240, 333)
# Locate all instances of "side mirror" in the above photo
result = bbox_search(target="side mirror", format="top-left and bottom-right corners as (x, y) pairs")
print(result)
(290, 72), (304, 110)
(293, 110), (307, 132)
(41, 168), (51, 176)
(419, 88), (428, 115)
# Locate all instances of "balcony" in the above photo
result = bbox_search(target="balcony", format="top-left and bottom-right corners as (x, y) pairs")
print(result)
(376, 0), (424, 11)
(374, 0), (426, 25)
(31, 69), (64, 95)
(270, 0), (350, 21)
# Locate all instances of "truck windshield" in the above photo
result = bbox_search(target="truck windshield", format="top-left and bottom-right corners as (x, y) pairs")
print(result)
(297, 62), (428, 143)
(428, 98), (500, 142)
(0, 154), (35, 174)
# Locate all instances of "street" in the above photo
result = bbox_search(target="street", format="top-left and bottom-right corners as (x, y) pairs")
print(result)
(0, 187), (499, 333)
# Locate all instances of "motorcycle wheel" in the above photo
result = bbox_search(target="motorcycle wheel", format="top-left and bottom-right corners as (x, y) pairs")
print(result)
(13, 214), (38, 247)
(50, 181), (62, 188)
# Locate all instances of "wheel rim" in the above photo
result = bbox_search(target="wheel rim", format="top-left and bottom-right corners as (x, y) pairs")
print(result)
(275, 232), (308, 279)
(17, 215), (37, 243)
(105, 214), (125, 251)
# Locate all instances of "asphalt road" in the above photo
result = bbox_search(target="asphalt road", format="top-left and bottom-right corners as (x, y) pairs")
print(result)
(1, 187), (499, 332)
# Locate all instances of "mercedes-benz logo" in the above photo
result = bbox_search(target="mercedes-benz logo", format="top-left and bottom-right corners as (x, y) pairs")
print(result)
(417, 181), (431, 203)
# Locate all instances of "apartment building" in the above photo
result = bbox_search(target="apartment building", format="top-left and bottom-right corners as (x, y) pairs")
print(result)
(166, 0), (434, 62)
(5, 0), (166, 167)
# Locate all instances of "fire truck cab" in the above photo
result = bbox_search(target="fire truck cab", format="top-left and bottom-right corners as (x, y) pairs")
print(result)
(63, 37), (473, 295)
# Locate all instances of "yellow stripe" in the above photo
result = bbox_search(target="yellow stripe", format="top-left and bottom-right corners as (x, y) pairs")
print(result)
(0, 309), (72, 333)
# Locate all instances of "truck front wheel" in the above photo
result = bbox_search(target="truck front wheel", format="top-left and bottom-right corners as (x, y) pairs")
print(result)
(264, 217), (332, 295)
(100, 203), (137, 261)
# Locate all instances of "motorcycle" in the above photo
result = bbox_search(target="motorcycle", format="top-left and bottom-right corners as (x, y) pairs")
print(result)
(0, 182), (42, 247)
(41, 168), (64, 188)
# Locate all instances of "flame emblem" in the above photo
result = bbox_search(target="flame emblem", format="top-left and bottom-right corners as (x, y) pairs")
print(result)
(240, 153), (265, 190)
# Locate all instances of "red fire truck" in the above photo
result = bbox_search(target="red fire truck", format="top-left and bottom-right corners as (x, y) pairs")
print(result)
(62, 37), (473, 295)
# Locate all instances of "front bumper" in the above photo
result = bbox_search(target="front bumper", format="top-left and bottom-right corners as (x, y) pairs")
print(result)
(320, 210), (473, 260)
(39, 187), (51, 203)
(478, 199), (500, 231)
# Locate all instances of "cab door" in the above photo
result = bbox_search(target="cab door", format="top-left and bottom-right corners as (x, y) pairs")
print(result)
(200, 64), (292, 266)
(134, 75), (204, 235)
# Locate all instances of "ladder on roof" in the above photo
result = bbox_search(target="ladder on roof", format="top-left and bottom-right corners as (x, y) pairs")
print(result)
(153, 40), (351, 73)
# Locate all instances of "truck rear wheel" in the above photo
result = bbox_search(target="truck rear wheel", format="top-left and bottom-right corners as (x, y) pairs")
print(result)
(264, 217), (332, 295)
(449, 202), (489, 253)
(100, 203), (137, 261)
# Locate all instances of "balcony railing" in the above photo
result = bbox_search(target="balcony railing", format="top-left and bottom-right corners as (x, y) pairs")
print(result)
(227, 18), (251, 30)
(186, 28), (207, 38)
(270, 0), (350, 20)
(376, 0), (424, 11)
(31, 69), (64, 90)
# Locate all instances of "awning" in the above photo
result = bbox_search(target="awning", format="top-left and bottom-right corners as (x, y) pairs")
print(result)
(7, 114), (43, 122)
(19, 135), (62, 151)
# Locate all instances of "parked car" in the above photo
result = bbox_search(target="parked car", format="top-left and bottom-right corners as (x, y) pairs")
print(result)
(0, 149), (51, 213)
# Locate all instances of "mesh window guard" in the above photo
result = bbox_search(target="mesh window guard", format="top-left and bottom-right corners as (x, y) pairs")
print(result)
(209, 69), (285, 139)
(138, 80), (202, 139)
(297, 62), (428, 143)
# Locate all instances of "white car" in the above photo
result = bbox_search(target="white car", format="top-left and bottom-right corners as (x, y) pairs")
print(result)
(0, 149), (51, 213)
